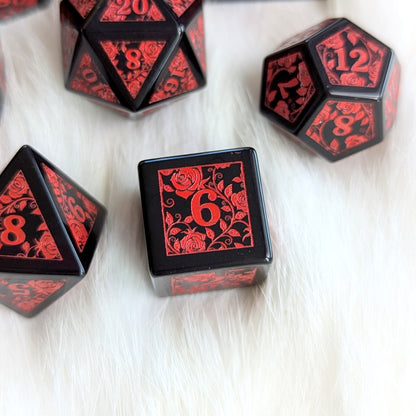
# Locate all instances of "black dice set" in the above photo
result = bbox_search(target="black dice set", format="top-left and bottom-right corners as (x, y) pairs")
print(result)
(0, 10), (402, 316)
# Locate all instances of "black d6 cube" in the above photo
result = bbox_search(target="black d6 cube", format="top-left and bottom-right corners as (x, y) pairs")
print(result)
(0, 146), (106, 317)
(138, 148), (272, 296)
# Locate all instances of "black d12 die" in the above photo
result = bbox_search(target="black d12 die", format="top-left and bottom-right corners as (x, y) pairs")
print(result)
(260, 18), (400, 162)
(138, 147), (273, 296)
(0, 146), (106, 317)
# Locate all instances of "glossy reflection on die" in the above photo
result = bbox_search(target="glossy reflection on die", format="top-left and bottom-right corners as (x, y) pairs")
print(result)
(138, 147), (273, 296)
(60, 0), (206, 117)
(260, 18), (400, 162)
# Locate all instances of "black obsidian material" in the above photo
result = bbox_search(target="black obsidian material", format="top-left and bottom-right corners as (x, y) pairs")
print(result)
(0, 145), (106, 317)
(60, 0), (207, 117)
(138, 147), (273, 296)
(260, 18), (400, 161)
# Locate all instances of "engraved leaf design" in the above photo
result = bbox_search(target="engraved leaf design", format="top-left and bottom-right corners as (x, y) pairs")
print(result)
(228, 229), (240, 237)
(218, 180), (224, 192)
(0, 195), (11, 204)
(184, 216), (193, 223)
(232, 176), (242, 183)
(22, 241), (30, 254)
(219, 219), (227, 231)
(166, 212), (173, 225)
(235, 211), (246, 220)
(37, 222), (48, 232)
(164, 185), (174, 192)
(170, 227), (181, 235)
(224, 184), (233, 198)
(205, 227), (215, 240)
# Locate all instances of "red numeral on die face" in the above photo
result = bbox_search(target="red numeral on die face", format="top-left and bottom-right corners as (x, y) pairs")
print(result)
(117, 0), (149, 16)
(1, 215), (26, 246)
(191, 190), (221, 227)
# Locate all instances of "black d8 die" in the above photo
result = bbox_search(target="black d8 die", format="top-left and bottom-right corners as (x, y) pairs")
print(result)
(0, 146), (106, 317)
(138, 147), (273, 296)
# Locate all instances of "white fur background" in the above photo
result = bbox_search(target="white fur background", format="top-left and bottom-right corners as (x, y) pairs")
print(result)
(0, 0), (415, 414)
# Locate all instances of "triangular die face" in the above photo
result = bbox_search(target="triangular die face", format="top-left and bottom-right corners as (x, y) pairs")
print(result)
(163, 0), (196, 17)
(69, 51), (120, 105)
(0, 171), (63, 261)
(0, 277), (66, 315)
(100, 40), (166, 100)
(149, 48), (199, 104)
(186, 12), (206, 74)
(68, 0), (98, 19)
(41, 164), (99, 254)
(99, 0), (165, 22)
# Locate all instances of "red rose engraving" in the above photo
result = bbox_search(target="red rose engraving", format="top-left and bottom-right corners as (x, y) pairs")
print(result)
(345, 134), (369, 149)
(180, 230), (206, 253)
(36, 232), (61, 259)
(170, 167), (202, 199)
(339, 72), (366, 87)
(8, 174), (29, 199)
(69, 220), (89, 251)
(231, 190), (248, 213)
(159, 161), (254, 256)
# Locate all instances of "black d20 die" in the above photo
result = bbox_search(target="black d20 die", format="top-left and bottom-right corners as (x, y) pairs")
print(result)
(0, 146), (106, 317)
(60, 0), (206, 117)
(138, 147), (273, 296)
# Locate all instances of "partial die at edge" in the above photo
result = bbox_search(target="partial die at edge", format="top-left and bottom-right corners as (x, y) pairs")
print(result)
(0, 272), (81, 317)
(381, 52), (401, 133)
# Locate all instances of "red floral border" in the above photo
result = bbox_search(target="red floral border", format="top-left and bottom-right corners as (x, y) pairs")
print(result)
(158, 161), (254, 256)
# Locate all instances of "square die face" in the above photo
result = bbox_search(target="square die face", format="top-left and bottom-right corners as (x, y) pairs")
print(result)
(139, 148), (272, 278)
(158, 160), (254, 256)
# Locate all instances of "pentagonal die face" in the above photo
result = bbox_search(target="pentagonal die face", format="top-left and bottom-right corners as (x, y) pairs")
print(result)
(300, 99), (381, 161)
(60, 0), (206, 116)
(261, 18), (400, 162)
(310, 19), (390, 92)
(260, 46), (324, 135)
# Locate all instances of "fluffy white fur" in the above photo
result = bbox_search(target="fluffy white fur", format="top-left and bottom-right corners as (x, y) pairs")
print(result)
(0, 0), (415, 414)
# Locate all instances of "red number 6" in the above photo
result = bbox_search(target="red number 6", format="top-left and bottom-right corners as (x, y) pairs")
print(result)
(191, 190), (221, 227)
